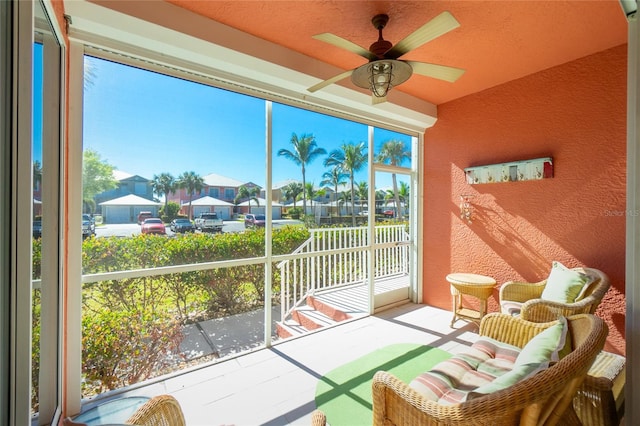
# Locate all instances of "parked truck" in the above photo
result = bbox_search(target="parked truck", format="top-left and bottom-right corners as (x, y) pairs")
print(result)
(194, 212), (224, 233)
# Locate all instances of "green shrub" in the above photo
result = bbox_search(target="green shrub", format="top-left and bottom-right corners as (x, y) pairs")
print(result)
(82, 309), (182, 393)
(32, 226), (312, 397)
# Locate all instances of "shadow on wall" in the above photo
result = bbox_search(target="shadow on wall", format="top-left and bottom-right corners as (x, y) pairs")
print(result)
(466, 204), (551, 280)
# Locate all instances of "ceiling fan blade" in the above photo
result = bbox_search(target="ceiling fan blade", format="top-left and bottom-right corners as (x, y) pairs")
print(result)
(307, 69), (355, 93)
(385, 11), (460, 59)
(313, 33), (377, 61)
(406, 61), (465, 83)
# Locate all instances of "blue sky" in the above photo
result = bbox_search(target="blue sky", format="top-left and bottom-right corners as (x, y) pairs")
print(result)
(81, 56), (412, 191)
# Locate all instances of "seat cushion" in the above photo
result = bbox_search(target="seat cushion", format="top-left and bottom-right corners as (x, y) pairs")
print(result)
(410, 319), (568, 404)
(541, 261), (589, 303)
(469, 316), (568, 399)
(409, 337), (520, 404)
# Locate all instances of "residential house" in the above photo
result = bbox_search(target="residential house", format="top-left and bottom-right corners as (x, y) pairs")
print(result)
(93, 170), (155, 214)
(181, 195), (234, 220)
(168, 172), (259, 213)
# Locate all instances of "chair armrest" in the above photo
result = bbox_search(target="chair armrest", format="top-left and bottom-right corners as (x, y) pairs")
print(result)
(520, 296), (597, 322)
(372, 371), (461, 425)
(499, 280), (547, 304)
(479, 312), (559, 348)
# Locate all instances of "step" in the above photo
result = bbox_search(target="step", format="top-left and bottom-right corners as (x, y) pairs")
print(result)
(307, 295), (352, 322)
(292, 305), (339, 330)
(275, 319), (307, 339)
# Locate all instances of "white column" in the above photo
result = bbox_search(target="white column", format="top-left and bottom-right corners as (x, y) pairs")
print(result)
(63, 41), (85, 416)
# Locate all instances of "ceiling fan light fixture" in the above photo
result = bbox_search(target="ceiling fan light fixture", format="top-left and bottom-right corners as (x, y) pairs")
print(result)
(351, 59), (413, 98)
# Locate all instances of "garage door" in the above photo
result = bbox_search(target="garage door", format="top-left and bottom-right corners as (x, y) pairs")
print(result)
(193, 206), (211, 217)
(105, 206), (131, 224)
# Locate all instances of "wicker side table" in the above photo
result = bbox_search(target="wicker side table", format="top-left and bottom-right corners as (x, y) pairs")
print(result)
(446, 273), (496, 327)
(573, 351), (625, 426)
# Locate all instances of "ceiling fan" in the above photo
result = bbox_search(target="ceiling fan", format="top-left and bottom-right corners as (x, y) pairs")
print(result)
(307, 11), (465, 104)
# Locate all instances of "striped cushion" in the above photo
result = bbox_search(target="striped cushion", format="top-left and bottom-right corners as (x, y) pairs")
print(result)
(409, 337), (520, 405)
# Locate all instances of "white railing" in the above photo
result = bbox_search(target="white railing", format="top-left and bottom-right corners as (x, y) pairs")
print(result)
(278, 225), (409, 321)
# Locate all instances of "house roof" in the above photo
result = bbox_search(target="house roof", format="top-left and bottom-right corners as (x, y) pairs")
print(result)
(112, 170), (133, 181)
(183, 196), (234, 207)
(202, 172), (247, 188)
(273, 179), (332, 192)
(99, 194), (161, 206)
(238, 198), (283, 207)
(113, 170), (150, 182)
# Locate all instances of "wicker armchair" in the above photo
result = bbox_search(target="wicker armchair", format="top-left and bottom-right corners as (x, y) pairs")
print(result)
(499, 267), (610, 322)
(310, 409), (327, 426)
(372, 313), (607, 426)
(125, 394), (186, 426)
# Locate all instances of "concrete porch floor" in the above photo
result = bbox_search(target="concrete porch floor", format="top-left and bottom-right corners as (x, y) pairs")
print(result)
(94, 303), (479, 425)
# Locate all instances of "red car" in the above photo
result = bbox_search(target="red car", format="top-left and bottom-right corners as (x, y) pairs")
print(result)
(140, 218), (166, 234)
(244, 213), (266, 228)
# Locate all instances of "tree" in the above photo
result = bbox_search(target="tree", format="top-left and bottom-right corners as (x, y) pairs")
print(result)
(356, 181), (368, 210)
(151, 172), (176, 214)
(376, 139), (410, 219)
(33, 160), (42, 191)
(303, 182), (325, 217)
(320, 166), (348, 217)
(176, 171), (204, 220)
(160, 201), (181, 222)
(82, 149), (118, 214)
(396, 181), (410, 215)
(235, 185), (260, 213)
(337, 191), (350, 216)
(324, 142), (367, 226)
(281, 182), (304, 208)
(277, 133), (326, 215)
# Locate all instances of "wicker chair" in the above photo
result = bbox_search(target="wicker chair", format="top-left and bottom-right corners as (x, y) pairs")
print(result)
(310, 409), (327, 426)
(372, 313), (607, 426)
(125, 394), (186, 426)
(499, 267), (610, 322)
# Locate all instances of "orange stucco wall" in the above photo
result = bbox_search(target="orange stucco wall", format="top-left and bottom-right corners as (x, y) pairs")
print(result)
(423, 45), (627, 354)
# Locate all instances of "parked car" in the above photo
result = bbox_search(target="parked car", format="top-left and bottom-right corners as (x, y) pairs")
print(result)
(244, 213), (266, 228)
(383, 210), (394, 218)
(140, 218), (166, 235)
(137, 211), (153, 225)
(82, 213), (96, 239)
(194, 212), (223, 232)
(170, 218), (195, 233)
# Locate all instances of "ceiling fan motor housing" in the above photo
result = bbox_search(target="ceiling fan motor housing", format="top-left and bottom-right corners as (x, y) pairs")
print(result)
(370, 14), (393, 58)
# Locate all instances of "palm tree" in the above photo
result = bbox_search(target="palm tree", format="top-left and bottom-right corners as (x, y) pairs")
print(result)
(277, 133), (326, 215)
(320, 166), (348, 217)
(235, 185), (260, 213)
(376, 139), (410, 219)
(356, 181), (368, 212)
(397, 181), (410, 216)
(176, 171), (204, 220)
(303, 182), (325, 218)
(151, 172), (176, 214)
(281, 182), (304, 208)
(325, 141), (367, 226)
(375, 189), (387, 213)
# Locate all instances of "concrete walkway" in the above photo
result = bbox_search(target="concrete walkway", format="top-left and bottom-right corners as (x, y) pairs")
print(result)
(179, 305), (281, 361)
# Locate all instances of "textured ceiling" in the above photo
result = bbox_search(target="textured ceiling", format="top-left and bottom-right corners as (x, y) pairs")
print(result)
(166, 0), (628, 105)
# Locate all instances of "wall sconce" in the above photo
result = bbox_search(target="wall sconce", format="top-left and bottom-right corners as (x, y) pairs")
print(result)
(460, 194), (474, 224)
